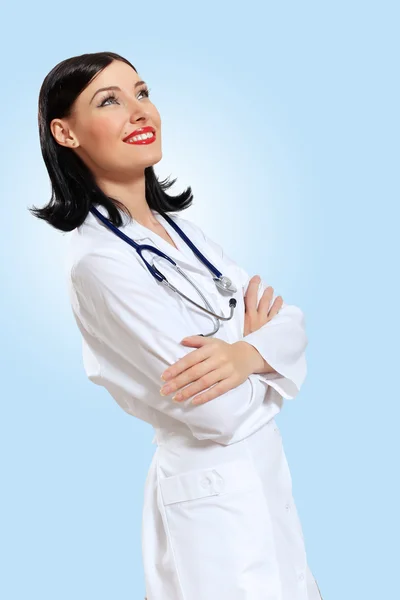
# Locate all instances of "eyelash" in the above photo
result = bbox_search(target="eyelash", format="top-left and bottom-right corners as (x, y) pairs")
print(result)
(98, 87), (151, 107)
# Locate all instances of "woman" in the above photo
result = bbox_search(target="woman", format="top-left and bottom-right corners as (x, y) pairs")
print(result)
(30, 51), (323, 600)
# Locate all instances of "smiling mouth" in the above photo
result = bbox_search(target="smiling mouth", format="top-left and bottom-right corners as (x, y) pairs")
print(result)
(124, 131), (156, 145)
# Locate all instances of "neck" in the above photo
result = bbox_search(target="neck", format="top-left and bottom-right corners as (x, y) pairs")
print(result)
(96, 171), (159, 227)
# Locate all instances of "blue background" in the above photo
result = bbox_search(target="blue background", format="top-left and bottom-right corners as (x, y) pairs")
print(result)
(1, 1), (399, 598)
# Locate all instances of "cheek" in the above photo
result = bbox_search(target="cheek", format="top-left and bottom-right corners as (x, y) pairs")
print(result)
(147, 103), (161, 128)
(154, 108), (162, 128)
(86, 115), (120, 146)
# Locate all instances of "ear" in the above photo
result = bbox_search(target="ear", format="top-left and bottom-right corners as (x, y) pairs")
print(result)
(50, 118), (78, 148)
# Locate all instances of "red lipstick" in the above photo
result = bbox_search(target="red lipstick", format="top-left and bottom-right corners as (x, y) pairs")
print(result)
(123, 126), (156, 145)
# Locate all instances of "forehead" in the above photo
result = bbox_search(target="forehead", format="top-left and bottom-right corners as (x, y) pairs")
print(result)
(80, 60), (142, 101)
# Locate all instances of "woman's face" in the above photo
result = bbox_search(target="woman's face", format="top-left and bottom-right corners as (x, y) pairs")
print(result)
(51, 60), (162, 177)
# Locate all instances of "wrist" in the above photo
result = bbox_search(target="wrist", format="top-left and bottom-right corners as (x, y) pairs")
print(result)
(235, 341), (266, 374)
(235, 341), (278, 375)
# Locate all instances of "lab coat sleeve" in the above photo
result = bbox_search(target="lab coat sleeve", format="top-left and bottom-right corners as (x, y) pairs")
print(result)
(181, 219), (308, 400)
(241, 279), (308, 400)
(71, 249), (281, 446)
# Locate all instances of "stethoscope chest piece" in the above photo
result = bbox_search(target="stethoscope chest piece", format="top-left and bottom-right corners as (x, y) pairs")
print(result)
(213, 276), (237, 294)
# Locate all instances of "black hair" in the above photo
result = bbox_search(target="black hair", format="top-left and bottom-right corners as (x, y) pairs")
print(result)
(29, 51), (193, 232)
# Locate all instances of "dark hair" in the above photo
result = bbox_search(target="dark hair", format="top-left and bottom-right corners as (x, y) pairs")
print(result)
(29, 51), (193, 232)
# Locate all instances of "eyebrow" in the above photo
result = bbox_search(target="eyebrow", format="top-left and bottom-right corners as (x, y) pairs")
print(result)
(90, 80), (147, 104)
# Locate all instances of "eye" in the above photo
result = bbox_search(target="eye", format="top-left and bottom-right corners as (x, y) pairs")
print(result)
(138, 86), (151, 100)
(98, 86), (151, 107)
(99, 91), (119, 107)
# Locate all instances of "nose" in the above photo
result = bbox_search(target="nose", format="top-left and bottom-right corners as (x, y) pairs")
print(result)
(127, 97), (151, 125)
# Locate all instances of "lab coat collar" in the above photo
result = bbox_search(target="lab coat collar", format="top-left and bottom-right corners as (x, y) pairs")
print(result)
(86, 203), (218, 278)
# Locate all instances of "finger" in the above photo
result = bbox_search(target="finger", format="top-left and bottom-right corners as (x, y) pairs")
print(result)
(181, 335), (213, 348)
(173, 365), (230, 403)
(257, 286), (274, 314)
(165, 356), (220, 397)
(244, 276), (261, 315)
(162, 344), (211, 381)
(190, 374), (236, 406)
(268, 295), (284, 319)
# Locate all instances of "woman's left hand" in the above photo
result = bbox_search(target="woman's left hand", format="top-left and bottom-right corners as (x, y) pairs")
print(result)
(160, 337), (258, 406)
(244, 275), (283, 336)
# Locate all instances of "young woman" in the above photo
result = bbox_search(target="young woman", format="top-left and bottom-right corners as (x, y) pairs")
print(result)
(31, 51), (322, 600)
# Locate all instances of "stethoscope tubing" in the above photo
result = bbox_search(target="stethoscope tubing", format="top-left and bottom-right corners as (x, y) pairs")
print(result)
(90, 205), (224, 282)
(89, 206), (237, 336)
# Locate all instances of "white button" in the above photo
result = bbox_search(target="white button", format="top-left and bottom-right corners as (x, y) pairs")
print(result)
(298, 572), (305, 582)
(285, 503), (291, 512)
(201, 476), (212, 488)
(212, 470), (225, 494)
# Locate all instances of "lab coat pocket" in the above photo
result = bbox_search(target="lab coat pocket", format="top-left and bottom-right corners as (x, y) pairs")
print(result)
(159, 458), (281, 599)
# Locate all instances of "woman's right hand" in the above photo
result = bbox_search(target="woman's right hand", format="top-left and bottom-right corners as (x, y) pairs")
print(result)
(243, 275), (283, 337)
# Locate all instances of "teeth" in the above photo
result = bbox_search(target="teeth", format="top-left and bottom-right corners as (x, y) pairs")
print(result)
(127, 131), (154, 143)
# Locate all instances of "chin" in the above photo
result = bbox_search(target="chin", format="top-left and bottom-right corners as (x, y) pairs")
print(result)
(140, 151), (163, 168)
(150, 152), (163, 166)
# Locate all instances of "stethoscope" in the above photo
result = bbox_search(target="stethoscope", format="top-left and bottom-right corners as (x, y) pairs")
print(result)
(89, 206), (237, 337)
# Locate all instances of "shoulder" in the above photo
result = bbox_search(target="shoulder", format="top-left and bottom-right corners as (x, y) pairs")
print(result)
(67, 226), (144, 290)
(170, 213), (210, 244)
(72, 246), (145, 288)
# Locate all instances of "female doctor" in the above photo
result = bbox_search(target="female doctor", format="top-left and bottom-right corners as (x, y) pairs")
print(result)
(31, 51), (323, 600)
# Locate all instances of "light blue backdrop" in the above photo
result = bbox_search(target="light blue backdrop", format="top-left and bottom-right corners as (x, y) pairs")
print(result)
(1, 1), (398, 599)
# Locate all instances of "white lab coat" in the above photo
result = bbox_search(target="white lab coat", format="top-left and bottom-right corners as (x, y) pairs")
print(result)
(65, 204), (323, 600)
